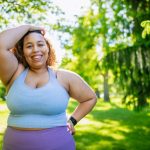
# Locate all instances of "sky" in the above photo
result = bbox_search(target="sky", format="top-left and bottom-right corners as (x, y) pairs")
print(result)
(53, 0), (90, 18)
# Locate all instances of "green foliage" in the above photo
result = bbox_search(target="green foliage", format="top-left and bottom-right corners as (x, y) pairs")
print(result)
(103, 46), (150, 110)
(59, 13), (102, 90)
(0, 0), (63, 29)
(104, 0), (150, 109)
(141, 20), (150, 38)
(0, 82), (6, 100)
(53, 0), (150, 110)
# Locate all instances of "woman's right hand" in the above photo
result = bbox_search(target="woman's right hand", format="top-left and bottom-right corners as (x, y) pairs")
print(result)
(28, 25), (46, 35)
(67, 120), (76, 135)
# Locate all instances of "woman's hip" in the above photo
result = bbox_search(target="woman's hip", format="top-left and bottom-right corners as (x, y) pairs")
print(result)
(2, 126), (75, 150)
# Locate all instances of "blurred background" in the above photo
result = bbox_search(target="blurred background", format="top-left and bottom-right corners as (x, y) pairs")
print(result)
(0, 0), (150, 150)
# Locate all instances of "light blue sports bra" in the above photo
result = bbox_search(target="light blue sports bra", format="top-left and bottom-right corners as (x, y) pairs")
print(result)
(6, 67), (70, 128)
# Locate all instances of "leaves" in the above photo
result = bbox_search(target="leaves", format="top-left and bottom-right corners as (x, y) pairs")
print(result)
(0, 0), (63, 28)
(141, 20), (150, 38)
(54, 0), (150, 109)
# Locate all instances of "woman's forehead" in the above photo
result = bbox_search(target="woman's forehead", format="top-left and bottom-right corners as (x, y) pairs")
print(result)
(24, 32), (45, 43)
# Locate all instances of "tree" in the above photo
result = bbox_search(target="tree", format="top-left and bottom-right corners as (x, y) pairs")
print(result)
(53, 0), (150, 110)
(0, 0), (63, 29)
(141, 20), (150, 38)
(102, 0), (150, 110)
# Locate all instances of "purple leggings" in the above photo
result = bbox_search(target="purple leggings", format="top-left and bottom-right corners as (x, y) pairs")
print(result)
(2, 126), (75, 150)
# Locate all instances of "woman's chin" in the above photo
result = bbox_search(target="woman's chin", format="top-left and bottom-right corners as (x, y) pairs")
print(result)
(28, 62), (47, 69)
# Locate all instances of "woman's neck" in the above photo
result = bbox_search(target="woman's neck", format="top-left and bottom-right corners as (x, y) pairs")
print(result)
(29, 66), (48, 74)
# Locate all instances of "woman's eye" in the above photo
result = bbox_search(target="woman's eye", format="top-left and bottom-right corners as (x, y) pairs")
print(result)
(27, 45), (32, 48)
(38, 44), (44, 47)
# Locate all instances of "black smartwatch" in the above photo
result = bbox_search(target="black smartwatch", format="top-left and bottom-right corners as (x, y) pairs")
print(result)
(69, 116), (77, 126)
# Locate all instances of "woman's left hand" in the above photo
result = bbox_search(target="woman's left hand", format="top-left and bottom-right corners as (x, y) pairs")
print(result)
(67, 120), (76, 135)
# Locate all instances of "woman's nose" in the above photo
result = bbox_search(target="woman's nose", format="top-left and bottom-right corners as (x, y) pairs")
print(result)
(33, 45), (39, 52)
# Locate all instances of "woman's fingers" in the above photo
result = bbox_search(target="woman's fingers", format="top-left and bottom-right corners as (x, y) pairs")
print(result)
(41, 29), (45, 35)
(29, 25), (46, 35)
(40, 28), (46, 35)
(67, 122), (75, 135)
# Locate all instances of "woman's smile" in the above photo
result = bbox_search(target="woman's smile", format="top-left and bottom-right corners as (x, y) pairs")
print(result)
(31, 54), (43, 62)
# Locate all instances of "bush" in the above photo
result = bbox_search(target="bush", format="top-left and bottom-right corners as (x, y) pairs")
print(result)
(0, 82), (6, 101)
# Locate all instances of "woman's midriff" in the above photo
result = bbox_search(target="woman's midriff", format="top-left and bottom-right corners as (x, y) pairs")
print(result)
(8, 126), (48, 131)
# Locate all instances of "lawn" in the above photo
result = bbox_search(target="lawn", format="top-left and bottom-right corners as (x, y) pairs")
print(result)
(0, 98), (150, 150)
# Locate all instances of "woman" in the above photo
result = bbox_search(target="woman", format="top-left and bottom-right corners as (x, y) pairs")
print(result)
(0, 25), (97, 150)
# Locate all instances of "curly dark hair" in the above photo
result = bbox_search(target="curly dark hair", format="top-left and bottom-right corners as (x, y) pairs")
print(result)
(12, 30), (56, 68)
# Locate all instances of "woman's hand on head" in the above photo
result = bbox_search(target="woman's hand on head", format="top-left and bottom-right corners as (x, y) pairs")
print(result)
(28, 25), (46, 35)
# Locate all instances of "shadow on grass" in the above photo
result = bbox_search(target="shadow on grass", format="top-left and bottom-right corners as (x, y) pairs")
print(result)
(89, 105), (150, 128)
(67, 99), (150, 150)
(74, 131), (128, 150)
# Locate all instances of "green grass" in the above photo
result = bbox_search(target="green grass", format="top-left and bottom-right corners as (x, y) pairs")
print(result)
(0, 100), (9, 150)
(0, 99), (150, 150)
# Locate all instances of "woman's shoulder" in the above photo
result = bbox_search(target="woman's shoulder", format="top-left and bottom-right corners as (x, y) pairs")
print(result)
(54, 68), (79, 78)
(53, 68), (83, 85)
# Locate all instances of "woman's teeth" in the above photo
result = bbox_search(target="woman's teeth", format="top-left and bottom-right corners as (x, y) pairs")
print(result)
(32, 55), (42, 61)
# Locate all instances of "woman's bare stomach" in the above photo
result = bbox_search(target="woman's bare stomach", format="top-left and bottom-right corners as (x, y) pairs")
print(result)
(8, 126), (47, 131)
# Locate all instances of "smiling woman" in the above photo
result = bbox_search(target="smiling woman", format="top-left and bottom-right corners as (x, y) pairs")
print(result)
(12, 30), (56, 68)
(0, 25), (97, 150)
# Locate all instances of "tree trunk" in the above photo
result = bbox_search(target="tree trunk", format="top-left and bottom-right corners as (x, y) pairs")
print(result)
(136, 94), (148, 111)
(103, 71), (110, 102)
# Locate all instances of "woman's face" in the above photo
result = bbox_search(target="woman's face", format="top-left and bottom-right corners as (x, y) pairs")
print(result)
(23, 32), (49, 69)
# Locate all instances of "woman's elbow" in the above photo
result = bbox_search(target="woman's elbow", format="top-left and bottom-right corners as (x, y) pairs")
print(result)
(93, 95), (97, 105)
(89, 93), (97, 107)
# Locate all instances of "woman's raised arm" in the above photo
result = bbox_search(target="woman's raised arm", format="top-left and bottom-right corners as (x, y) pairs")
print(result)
(0, 25), (45, 85)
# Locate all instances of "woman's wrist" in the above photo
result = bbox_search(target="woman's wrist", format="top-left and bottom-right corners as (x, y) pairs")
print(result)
(68, 116), (77, 126)
(28, 25), (45, 34)
(20, 24), (31, 32)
